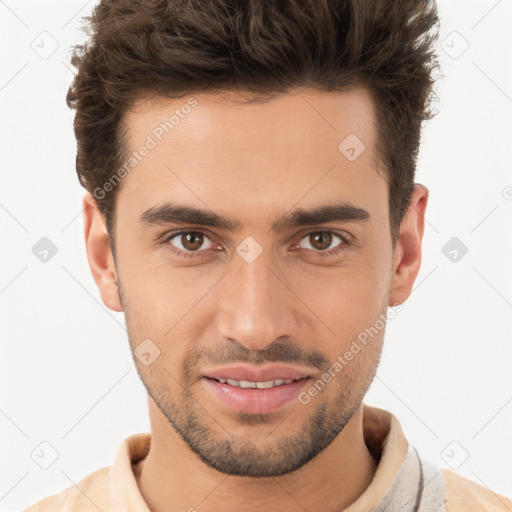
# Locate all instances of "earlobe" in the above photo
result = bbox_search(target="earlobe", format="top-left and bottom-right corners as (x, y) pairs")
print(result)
(83, 192), (123, 312)
(388, 184), (429, 307)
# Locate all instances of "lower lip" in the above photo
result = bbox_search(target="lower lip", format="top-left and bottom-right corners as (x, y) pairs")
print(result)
(203, 377), (310, 415)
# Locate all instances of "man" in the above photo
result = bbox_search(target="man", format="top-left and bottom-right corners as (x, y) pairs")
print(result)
(24, 0), (511, 510)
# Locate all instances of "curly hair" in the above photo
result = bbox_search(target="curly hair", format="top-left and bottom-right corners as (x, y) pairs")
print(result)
(66, 0), (441, 245)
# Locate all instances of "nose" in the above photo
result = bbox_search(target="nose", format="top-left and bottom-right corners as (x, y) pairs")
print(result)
(213, 247), (299, 351)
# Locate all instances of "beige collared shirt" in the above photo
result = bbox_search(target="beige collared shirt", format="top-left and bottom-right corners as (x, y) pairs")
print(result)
(23, 404), (511, 511)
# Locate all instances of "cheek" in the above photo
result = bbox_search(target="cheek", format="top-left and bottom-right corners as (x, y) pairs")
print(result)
(120, 260), (220, 368)
(118, 244), (199, 323)
(293, 253), (391, 345)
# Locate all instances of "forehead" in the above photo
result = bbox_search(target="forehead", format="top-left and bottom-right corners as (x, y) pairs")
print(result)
(118, 87), (387, 223)
(124, 86), (378, 154)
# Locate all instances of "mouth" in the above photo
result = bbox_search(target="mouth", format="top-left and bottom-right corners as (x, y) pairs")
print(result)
(202, 367), (312, 415)
(207, 376), (308, 389)
(202, 363), (312, 384)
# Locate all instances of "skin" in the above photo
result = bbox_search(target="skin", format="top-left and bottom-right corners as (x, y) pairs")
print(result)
(83, 87), (427, 512)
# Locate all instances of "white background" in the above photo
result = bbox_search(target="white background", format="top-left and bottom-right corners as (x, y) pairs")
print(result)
(1, 0), (511, 510)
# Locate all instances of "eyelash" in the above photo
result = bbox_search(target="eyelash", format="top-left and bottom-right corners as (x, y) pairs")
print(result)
(161, 230), (351, 260)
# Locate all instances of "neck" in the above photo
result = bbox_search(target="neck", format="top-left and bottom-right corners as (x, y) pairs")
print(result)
(135, 400), (377, 512)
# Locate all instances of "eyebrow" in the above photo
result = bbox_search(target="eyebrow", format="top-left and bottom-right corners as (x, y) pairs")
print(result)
(138, 201), (370, 232)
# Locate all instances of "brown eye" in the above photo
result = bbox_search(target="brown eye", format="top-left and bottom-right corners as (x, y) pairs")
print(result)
(309, 232), (333, 250)
(166, 231), (215, 255)
(297, 231), (348, 254)
(180, 232), (204, 251)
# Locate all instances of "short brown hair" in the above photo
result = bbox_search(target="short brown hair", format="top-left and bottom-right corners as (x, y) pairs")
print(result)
(66, 0), (441, 246)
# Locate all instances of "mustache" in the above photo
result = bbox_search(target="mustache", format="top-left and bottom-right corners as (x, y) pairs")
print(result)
(187, 339), (328, 370)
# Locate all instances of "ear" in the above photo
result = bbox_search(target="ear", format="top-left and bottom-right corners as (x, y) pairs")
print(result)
(83, 192), (123, 312)
(388, 184), (429, 306)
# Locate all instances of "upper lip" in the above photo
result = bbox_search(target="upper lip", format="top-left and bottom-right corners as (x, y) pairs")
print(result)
(203, 364), (312, 382)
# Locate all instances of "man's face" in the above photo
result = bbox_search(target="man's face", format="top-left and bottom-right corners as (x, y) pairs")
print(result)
(109, 87), (397, 476)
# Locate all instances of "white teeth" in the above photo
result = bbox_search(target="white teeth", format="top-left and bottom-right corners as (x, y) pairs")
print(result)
(216, 378), (302, 389)
(239, 380), (257, 389)
(256, 380), (275, 389)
